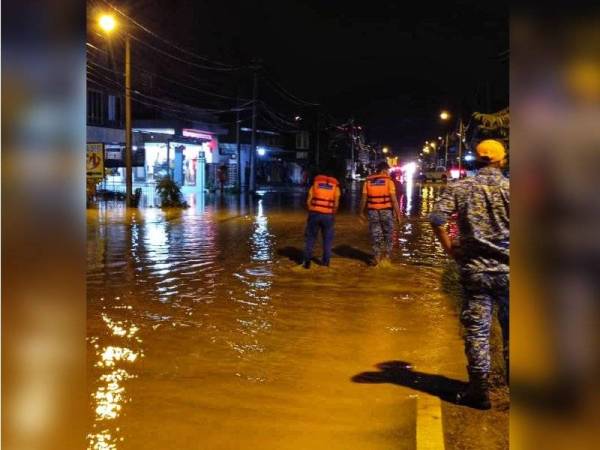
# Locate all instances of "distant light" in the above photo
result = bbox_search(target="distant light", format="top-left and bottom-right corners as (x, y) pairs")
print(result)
(450, 169), (460, 179)
(425, 141), (429, 145)
(423, 147), (430, 154)
(294, 116), (301, 121)
(257, 147), (266, 156)
(438, 136), (443, 140)
(401, 162), (417, 177)
(99, 15), (116, 32)
(440, 111), (451, 120)
(464, 154), (475, 161)
(382, 147), (389, 154)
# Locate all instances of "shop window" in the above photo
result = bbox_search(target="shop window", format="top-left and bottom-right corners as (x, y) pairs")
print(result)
(107, 95), (123, 126)
(296, 131), (309, 150)
(87, 89), (104, 124)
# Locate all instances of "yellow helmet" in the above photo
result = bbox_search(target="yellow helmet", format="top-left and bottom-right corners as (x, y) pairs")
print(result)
(476, 139), (506, 163)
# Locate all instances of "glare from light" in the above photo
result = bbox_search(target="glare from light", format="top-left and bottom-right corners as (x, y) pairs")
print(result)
(257, 147), (266, 156)
(423, 147), (430, 154)
(99, 15), (117, 32)
(450, 169), (460, 179)
(382, 147), (389, 154)
(401, 162), (417, 177)
(440, 111), (450, 120)
(438, 136), (443, 140)
(464, 154), (475, 161)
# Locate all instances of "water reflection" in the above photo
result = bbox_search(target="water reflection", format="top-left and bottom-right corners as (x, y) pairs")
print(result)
(88, 307), (143, 450)
(229, 198), (275, 380)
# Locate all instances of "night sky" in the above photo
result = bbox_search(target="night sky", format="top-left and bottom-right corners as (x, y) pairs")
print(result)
(115, 0), (508, 154)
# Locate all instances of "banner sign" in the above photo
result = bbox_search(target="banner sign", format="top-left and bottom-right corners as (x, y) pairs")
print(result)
(86, 143), (104, 178)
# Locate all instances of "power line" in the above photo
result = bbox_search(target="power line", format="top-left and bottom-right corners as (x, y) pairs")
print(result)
(262, 72), (319, 106)
(86, 53), (251, 103)
(126, 33), (238, 72)
(97, 0), (235, 69)
(86, 66), (251, 115)
(259, 102), (299, 128)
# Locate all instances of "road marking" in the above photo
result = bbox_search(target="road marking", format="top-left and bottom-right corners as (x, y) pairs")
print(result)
(416, 394), (445, 450)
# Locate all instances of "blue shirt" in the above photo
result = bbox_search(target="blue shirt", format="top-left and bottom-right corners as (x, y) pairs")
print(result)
(430, 166), (509, 274)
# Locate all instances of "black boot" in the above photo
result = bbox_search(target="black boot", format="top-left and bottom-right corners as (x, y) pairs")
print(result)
(456, 369), (491, 410)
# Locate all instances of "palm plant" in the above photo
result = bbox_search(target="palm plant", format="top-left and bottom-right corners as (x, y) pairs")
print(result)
(155, 176), (189, 208)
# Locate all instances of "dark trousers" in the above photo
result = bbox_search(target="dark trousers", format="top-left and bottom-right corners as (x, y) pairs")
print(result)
(460, 272), (509, 375)
(304, 212), (335, 264)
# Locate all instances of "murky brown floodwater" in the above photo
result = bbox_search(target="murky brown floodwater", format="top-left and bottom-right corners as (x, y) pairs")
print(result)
(87, 182), (508, 450)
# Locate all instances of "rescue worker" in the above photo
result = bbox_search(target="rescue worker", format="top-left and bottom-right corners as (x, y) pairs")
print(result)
(429, 139), (509, 410)
(359, 161), (402, 266)
(303, 164), (341, 269)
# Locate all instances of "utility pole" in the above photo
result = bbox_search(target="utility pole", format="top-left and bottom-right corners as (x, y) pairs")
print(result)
(235, 97), (241, 190)
(315, 109), (320, 169)
(444, 132), (449, 170)
(249, 62), (259, 192)
(458, 119), (464, 172)
(125, 34), (133, 206)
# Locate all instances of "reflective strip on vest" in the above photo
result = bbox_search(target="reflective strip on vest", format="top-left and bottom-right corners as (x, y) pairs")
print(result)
(309, 175), (338, 214)
(366, 176), (393, 209)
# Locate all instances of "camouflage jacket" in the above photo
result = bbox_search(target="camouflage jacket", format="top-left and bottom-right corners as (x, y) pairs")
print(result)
(430, 166), (509, 274)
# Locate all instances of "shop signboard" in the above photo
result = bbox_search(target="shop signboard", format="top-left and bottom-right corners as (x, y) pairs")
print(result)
(104, 145), (145, 168)
(86, 143), (104, 178)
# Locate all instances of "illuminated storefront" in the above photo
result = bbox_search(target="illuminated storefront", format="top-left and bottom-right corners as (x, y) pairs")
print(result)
(133, 126), (219, 188)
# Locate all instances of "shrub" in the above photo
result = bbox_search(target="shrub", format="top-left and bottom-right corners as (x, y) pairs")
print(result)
(155, 176), (189, 208)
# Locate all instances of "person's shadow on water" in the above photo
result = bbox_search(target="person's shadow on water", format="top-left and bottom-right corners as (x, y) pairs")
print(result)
(333, 245), (372, 265)
(352, 361), (467, 404)
(277, 246), (305, 264)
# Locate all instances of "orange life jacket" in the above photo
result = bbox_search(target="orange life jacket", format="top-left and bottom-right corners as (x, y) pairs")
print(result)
(309, 175), (339, 214)
(366, 174), (393, 210)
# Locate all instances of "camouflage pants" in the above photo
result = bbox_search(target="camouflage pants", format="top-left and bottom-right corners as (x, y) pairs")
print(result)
(368, 209), (394, 258)
(460, 272), (509, 374)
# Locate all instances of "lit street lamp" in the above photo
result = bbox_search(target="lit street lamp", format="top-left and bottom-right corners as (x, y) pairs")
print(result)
(439, 110), (465, 171)
(382, 147), (389, 154)
(98, 14), (134, 207)
(99, 15), (116, 32)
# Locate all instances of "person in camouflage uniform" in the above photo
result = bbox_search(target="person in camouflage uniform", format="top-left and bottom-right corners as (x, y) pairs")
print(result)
(359, 162), (403, 265)
(430, 139), (509, 409)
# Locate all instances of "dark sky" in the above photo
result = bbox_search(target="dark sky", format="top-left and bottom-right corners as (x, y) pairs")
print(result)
(121, 0), (508, 153)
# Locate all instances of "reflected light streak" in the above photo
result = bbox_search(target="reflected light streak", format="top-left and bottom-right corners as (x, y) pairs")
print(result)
(88, 311), (142, 450)
(405, 176), (414, 215)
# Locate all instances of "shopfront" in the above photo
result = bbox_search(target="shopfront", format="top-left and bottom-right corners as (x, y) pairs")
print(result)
(133, 126), (219, 189)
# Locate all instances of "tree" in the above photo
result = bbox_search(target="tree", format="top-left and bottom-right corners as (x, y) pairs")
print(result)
(472, 107), (509, 139)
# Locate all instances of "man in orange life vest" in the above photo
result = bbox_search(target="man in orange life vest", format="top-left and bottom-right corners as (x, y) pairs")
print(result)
(303, 167), (341, 269)
(359, 161), (402, 265)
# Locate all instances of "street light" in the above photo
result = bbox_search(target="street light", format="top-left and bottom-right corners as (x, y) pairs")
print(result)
(98, 13), (133, 207)
(98, 14), (116, 32)
(382, 147), (389, 154)
(440, 111), (451, 121)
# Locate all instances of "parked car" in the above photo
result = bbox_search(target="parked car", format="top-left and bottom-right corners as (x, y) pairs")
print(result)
(419, 166), (467, 182)
(420, 167), (448, 182)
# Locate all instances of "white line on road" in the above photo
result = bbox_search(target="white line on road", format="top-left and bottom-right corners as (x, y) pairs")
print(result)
(416, 394), (445, 450)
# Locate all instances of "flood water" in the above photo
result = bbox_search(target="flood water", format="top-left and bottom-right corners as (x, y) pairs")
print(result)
(87, 181), (508, 450)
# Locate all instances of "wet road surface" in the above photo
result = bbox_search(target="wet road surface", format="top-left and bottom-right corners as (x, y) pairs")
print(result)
(87, 182), (508, 450)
